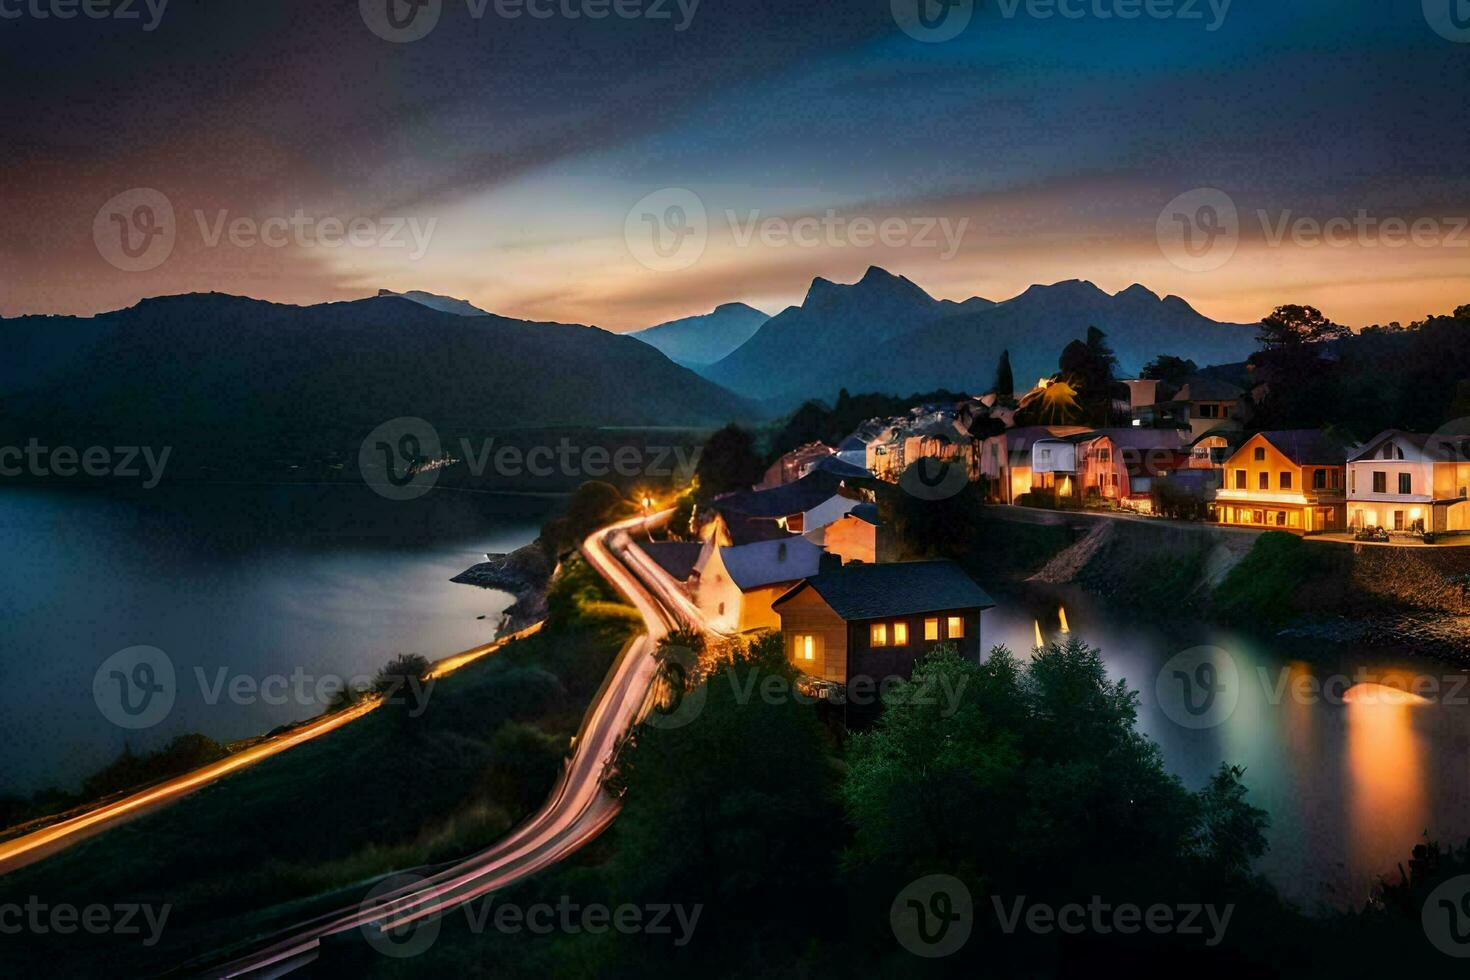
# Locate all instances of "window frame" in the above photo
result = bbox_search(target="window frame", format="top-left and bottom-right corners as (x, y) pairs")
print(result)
(946, 615), (965, 639)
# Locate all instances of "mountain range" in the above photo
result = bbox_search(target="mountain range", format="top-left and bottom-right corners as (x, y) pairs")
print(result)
(0, 294), (751, 465)
(697, 267), (1260, 408)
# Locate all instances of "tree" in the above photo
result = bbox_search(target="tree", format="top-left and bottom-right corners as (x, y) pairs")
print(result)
(374, 652), (432, 718)
(1256, 304), (1350, 350)
(1140, 354), (1199, 387)
(993, 349), (1014, 400)
(540, 480), (634, 557)
(1057, 326), (1119, 424)
(693, 424), (764, 500)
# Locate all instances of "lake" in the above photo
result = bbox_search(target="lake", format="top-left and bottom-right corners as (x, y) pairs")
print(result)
(986, 584), (1470, 911)
(0, 484), (556, 798)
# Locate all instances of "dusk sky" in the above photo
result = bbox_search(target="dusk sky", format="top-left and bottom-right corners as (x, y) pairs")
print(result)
(4, 1), (1469, 330)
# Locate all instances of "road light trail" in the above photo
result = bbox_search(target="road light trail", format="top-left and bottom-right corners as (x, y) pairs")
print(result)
(0, 625), (541, 877)
(203, 508), (687, 977)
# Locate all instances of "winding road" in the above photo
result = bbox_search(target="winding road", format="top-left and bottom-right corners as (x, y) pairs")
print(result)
(199, 508), (695, 976)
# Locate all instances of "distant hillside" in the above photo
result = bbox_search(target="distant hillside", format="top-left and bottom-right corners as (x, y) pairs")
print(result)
(702, 267), (956, 400)
(700, 269), (1258, 408)
(1, 294), (752, 467)
(631, 303), (769, 367)
(376, 288), (492, 317)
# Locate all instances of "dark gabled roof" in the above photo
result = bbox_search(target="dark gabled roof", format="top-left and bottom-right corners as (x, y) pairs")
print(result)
(638, 542), (703, 581)
(847, 502), (881, 526)
(721, 513), (799, 546)
(1256, 430), (1349, 466)
(1066, 427), (1189, 451)
(1175, 375), (1244, 403)
(718, 537), (825, 591)
(714, 470), (847, 519)
(774, 560), (994, 621)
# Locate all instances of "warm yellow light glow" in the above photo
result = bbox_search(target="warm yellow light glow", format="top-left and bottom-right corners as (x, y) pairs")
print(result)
(800, 635), (814, 661)
(1034, 620), (1044, 649)
(1342, 683), (1432, 706)
(1058, 606), (1070, 633)
(871, 623), (888, 647)
(947, 616), (964, 639)
(924, 617), (940, 641)
(893, 622), (909, 645)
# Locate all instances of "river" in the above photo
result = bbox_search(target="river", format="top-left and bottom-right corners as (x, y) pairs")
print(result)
(0, 484), (556, 798)
(986, 584), (1470, 911)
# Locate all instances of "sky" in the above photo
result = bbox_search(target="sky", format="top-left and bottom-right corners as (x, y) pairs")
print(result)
(3, 0), (1469, 330)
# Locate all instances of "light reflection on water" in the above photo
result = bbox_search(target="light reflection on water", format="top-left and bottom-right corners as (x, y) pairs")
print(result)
(984, 585), (1470, 910)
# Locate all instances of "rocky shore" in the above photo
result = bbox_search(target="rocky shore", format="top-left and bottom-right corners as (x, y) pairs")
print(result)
(452, 541), (555, 635)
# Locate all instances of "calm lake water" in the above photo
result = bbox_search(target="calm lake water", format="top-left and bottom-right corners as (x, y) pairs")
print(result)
(986, 585), (1470, 911)
(0, 484), (556, 797)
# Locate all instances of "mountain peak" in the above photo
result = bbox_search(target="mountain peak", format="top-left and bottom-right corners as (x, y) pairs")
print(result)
(1115, 283), (1161, 302)
(377, 289), (489, 317)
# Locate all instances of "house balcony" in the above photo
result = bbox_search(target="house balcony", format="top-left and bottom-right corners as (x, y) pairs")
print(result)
(1215, 489), (1345, 506)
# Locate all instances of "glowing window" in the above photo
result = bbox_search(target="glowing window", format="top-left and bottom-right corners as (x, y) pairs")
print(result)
(924, 618), (940, 641)
(893, 622), (909, 646)
(870, 623), (888, 647)
(798, 635), (815, 661)
(947, 616), (964, 639)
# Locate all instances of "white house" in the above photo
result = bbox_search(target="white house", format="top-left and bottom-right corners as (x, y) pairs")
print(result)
(694, 537), (826, 634)
(1347, 430), (1470, 535)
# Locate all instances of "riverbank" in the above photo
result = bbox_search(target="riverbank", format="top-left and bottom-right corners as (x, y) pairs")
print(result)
(451, 540), (556, 634)
(978, 506), (1470, 663)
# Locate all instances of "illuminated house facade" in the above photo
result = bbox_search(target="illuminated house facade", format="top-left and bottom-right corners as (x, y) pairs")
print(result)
(1214, 430), (1347, 533)
(772, 560), (994, 686)
(1346, 430), (1470, 535)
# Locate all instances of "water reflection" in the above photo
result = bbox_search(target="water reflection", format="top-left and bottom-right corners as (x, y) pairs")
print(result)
(984, 584), (1470, 909)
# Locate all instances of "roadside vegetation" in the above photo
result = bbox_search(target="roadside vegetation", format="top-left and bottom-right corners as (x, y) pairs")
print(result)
(0, 542), (639, 977)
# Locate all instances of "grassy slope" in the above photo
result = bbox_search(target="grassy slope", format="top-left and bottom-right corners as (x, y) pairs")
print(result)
(0, 570), (638, 977)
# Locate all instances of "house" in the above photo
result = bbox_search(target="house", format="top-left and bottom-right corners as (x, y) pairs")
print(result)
(772, 560), (995, 687)
(901, 416), (973, 483)
(1132, 376), (1245, 440)
(756, 442), (835, 490)
(803, 502), (893, 565)
(1075, 428), (1190, 512)
(1185, 428), (1244, 471)
(1214, 430), (1348, 533)
(705, 470), (865, 542)
(695, 537), (827, 634)
(1346, 430), (1470, 535)
(978, 425), (1090, 503)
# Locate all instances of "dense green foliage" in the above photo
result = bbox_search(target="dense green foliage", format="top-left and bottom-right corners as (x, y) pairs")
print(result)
(1211, 531), (1335, 625)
